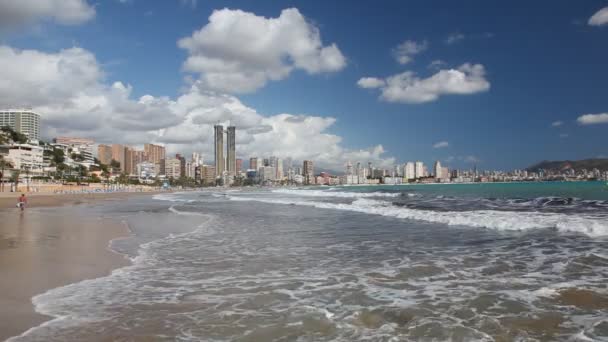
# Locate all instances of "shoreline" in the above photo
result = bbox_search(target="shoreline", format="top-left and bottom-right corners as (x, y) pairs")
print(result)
(0, 193), (154, 340)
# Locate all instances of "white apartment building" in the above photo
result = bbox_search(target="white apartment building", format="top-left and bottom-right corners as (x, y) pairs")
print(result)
(164, 158), (182, 179)
(259, 166), (276, 182)
(0, 109), (41, 141)
(4, 144), (44, 173)
(53, 137), (95, 163)
(415, 161), (424, 179)
(404, 162), (415, 180)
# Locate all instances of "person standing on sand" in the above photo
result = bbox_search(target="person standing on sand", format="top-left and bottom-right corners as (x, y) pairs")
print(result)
(17, 194), (27, 211)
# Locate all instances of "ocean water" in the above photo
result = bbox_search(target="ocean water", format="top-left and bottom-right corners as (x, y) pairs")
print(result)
(9, 182), (608, 341)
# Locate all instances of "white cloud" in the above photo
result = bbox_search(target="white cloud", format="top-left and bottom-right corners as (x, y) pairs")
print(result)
(359, 63), (490, 104)
(0, 44), (393, 171)
(445, 33), (465, 44)
(433, 141), (449, 148)
(577, 113), (608, 125)
(551, 120), (563, 127)
(356, 77), (385, 89)
(177, 8), (346, 93)
(589, 6), (608, 26)
(179, 0), (198, 8)
(428, 60), (446, 69)
(392, 40), (428, 65)
(0, 0), (95, 29)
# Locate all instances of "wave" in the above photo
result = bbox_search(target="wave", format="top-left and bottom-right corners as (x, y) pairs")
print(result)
(229, 196), (608, 238)
(272, 188), (402, 198)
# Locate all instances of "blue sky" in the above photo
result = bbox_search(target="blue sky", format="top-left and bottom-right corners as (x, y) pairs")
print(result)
(1, 0), (607, 171)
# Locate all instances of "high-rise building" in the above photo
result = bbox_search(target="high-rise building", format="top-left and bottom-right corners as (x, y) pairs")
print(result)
(97, 144), (112, 165)
(236, 158), (243, 172)
(112, 144), (126, 171)
(176, 153), (186, 177)
(346, 161), (353, 175)
(144, 144), (165, 164)
(276, 158), (283, 180)
(202, 165), (216, 185)
(434, 161), (442, 179)
(249, 157), (259, 170)
(415, 161), (424, 179)
(0, 109), (41, 141)
(54, 137), (95, 163)
(405, 162), (415, 180)
(368, 162), (373, 179)
(214, 125), (224, 177)
(165, 158), (182, 179)
(125, 147), (136, 175)
(259, 166), (276, 182)
(226, 126), (236, 176)
(191, 152), (202, 166)
(303, 160), (314, 185)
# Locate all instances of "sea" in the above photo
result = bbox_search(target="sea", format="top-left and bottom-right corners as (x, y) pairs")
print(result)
(9, 181), (608, 341)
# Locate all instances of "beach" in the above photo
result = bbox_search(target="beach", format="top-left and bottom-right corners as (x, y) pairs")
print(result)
(1, 183), (607, 340)
(0, 191), (160, 340)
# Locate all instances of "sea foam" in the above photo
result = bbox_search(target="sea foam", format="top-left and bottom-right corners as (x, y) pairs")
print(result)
(272, 188), (401, 198)
(229, 196), (608, 238)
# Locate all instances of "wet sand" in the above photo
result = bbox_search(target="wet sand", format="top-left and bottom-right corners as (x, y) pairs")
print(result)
(0, 196), (141, 340)
(0, 191), (162, 209)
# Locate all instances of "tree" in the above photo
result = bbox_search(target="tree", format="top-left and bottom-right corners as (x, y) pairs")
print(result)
(116, 172), (129, 184)
(110, 159), (121, 169)
(1, 126), (28, 144)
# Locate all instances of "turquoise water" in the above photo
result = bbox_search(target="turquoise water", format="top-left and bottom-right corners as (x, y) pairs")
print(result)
(333, 181), (608, 200)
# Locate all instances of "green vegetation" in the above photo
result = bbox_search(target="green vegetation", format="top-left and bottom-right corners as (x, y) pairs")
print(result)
(0, 126), (28, 144)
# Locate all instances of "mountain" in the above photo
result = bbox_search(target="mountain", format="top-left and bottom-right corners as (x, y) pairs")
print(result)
(527, 158), (608, 172)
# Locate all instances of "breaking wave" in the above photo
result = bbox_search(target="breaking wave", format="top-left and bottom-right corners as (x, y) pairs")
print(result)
(229, 196), (608, 238)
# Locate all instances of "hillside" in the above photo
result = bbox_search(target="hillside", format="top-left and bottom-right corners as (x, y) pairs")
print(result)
(527, 158), (608, 172)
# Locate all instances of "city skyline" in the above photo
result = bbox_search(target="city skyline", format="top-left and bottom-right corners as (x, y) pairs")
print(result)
(0, 1), (607, 170)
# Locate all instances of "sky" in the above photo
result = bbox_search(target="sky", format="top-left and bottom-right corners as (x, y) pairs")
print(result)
(0, 0), (607, 172)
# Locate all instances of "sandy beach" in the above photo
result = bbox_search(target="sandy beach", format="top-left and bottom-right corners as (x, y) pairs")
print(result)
(0, 192), (158, 340)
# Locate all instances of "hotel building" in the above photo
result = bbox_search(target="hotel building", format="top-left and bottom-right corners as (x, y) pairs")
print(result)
(0, 109), (41, 141)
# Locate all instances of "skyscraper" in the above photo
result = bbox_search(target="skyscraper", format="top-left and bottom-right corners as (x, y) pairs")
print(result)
(249, 157), (259, 170)
(226, 126), (236, 176)
(236, 158), (243, 172)
(405, 162), (415, 180)
(276, 158), (283, 180)
(214, 125), (224, 177)
(97, 144), (112, 165)
(434, 160), (442, 179)
(144, 143), (165, 164)
(415, 161), (424, 179)
(0, 109), (41, 141)
(112, 144), (126, 171)
(303, 160), (314, 185)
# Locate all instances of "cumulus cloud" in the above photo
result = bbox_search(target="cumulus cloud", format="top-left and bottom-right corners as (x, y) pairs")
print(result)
(356, 77), (385, 89)
(358, 63), (490, 104)
(551, 120), (563, 127)
(445, 33), (465, 44)
(433, 141), (449, 148)
(392, 40), (428, 65)
(589, 7), (608, 26)
(0, 0), (95, 29)
(177, 8), (346, 93)
(0, 44), (393, 171)
(577, 113), (608, 125)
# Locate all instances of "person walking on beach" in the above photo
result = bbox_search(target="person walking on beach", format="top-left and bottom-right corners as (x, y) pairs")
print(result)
(17, 193), (27, 211)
